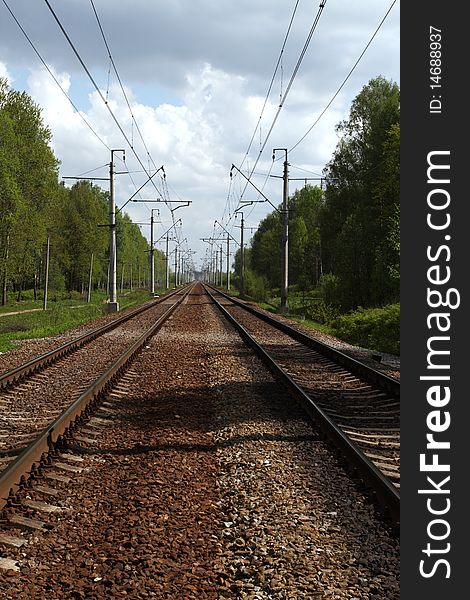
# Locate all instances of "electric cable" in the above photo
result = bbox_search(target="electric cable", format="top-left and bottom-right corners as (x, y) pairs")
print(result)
(43, 0), (166, 205)
(234, 0), (329, 210)
(289, 0), (398, 153)
(1, 0), (110, 151)
(89, 0), (158, 172)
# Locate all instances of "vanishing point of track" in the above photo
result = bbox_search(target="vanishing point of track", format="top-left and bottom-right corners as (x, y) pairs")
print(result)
(0, 282), (400, 597)
(1, 283), (400, 519)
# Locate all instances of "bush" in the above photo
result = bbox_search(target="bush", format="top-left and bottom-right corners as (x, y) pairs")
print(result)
(245, 270), (269, 302)
(318, 273), (342, 308)
(304, 299), (340, 324)
(330, 303), (400, 355)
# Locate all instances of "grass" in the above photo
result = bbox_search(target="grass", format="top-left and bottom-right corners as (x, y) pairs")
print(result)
(287, 315), (335, 335)
(253, 301), (336, 335)
(240, 290), (398, 354)
(0, 288), (156, 354)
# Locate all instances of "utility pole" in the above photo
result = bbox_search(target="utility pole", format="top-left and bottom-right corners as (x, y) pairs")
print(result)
(214, 220), (239, 292)
(165, 235), (170, 289)
(87, 253), (94, 303)
(174, 246), (178, 287)
(150, 209), (159, 295)
(230, 165), (274, 298)
(234, 211), (245, 297)
(43, 237), (50, 311)
(108, 148), (125, 312)
(175, 238), (188, 286)
(155, 220), (180, 289)
(240, 213), (245, 297)
(273, 148), (289, 313)
(226, 234), (230, 291)
(219, 244), (223, 287)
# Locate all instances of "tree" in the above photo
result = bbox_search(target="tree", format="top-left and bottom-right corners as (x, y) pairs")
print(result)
(0, 77), (60, 300)
(320, 76), (400, 308)
(249, 185), (323, 291)
(1, 78), (157, 301)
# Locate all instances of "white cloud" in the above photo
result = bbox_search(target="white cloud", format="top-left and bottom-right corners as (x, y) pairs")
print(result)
(0, 0), (399, 266)
(0, 61), (12, 84)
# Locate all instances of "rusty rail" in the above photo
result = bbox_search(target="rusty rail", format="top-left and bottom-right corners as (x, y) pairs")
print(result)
(206, 285), (400, 524)
(0, 288), (182, 389)
(0, 285), (191, 511)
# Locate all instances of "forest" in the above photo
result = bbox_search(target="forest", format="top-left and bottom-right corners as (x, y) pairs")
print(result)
(0, 75), (400, 353)
(0, 77), (164, 305)
(232, 76), (400, 352)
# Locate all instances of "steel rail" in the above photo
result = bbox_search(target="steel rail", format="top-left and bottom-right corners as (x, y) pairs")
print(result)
(0, 285), (192, 512)
(207, 285), (399, 397)
(206, 285), (400, 524)
(0, 287), (182, 389)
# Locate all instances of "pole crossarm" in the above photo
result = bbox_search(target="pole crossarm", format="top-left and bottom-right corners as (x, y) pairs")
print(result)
(230, 164), (278, 211)
(170, 201), (192, 213)
(62, 176), (110, 181)
(214, 220), (239, 245)
(116, 165), (165, 214)
(273, 148), (289, 313)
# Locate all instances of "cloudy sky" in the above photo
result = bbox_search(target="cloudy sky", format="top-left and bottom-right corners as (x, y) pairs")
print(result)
(0, 0), (399, 270)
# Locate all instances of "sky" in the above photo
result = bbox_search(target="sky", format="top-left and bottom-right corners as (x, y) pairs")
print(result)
(0, 0), (399, 272)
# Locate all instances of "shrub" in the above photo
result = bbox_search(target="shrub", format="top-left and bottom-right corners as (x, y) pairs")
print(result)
(304, 299), (340, 324)
(245, 270), (269, 302)
(331, 303), (400, 355)
(318, 274), (342, 308)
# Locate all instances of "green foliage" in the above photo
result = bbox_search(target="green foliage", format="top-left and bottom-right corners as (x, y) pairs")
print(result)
(0, 288), (155, 353)
(330, 303), (400, 355)
(320, 76), (400, 309)
(0, 78), (157, 305)
(303, 299), (339, 324)
(244, 269), (269, 302)
(0, 303), (103, 353)
(249, 185), (323, 290)
(231, 76), (400, 353)
(318, 274), (341, 307)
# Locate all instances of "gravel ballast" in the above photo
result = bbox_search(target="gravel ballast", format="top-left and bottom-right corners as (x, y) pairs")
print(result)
(0, 287), (399, 598)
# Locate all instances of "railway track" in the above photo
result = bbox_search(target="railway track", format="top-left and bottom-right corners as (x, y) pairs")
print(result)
(205, 285), (400, 521)
(0, 283), (399, 597)
(0, 286), (190, 505)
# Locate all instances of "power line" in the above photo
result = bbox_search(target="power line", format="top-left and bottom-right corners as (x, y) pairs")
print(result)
(234, 0), (329, 210)
(43, 0), (190, 245)
(257, 0), (329, 160)
(289, 0), (398, 153)
(1, 0), (110, 151)
(43, 0), (125, 138)
(42, 0), (166, 204)
(89, 0), (158, 173)
(220, 0), (300, 225)
(238, 0), (300, 172)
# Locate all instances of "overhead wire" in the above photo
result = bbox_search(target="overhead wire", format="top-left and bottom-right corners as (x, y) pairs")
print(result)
(218, 0), (300, 227)
(43, 0), (189, 250)
(238, 0), (300, 173)
(1, 0), (110, 151)
(252, 0), (329, 168)
(289, 0), (398, 153)
(2, 0), (183, 257)
(218, 0), (300, 228)
(88, 0), (188, 237)
(42, 0), (168, 207)
(89, 0), (157, 170)
(233, 0), (396, 226)
(233, 0), (329, 210)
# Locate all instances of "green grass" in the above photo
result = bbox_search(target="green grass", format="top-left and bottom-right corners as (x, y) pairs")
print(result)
(0, 288), (156, 353)
(245, 290), (398, 354)
(287, 315), (335, 335)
